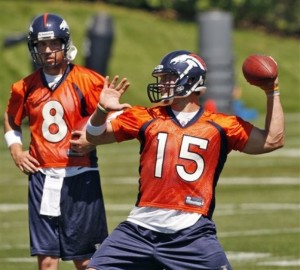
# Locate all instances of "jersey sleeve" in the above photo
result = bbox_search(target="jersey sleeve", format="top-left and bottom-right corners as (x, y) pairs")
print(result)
(214, 114), (253, 152)
(110, 106), (152, 142)
(6, 81), (27, 126)
(6, 71), (41, 126)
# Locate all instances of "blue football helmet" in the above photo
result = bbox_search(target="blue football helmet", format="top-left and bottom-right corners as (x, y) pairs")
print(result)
(147, 50), (207, 104)
(28, 13), (71, 66)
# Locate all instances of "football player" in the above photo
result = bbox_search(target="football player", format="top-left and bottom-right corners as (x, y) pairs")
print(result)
(85, 50), (284, 269)
(4, 13), (113, 270)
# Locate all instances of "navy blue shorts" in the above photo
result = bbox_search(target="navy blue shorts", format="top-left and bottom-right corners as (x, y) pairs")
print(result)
(28, 170), (108, 261)
(87, 216), (232, 270)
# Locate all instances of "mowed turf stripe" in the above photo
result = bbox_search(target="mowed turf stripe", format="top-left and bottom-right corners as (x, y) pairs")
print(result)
(219, 227), (300, 237)
(1, 253), (299, 268)
(1, 202), (299, 212)
(100, 176), (299, 185)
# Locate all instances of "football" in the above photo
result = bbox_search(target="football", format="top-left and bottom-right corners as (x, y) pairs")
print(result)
(242, 54), (278, 87)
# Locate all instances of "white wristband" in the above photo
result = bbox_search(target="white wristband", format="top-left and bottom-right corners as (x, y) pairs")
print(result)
(267, 90), (280, 97)
(86, 117), (107, 136)
(4, 130), (23, 147)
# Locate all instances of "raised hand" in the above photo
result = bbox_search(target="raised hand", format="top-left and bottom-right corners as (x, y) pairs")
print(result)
(260, 76), (279, 93)
(99, 76), (131, 112)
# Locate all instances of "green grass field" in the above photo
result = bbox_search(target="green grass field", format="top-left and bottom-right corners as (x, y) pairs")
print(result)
(0, 1), (299, 269)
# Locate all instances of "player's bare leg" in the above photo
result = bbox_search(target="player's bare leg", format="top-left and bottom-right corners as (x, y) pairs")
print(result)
(38, 255), (59, 270)
(73, 259), (90, 270)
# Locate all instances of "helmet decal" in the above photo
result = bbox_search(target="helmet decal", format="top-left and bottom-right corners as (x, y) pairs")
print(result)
(43, 13), (48, 27)
(170, 54), (204, 81)
(60, 20), (69, 31)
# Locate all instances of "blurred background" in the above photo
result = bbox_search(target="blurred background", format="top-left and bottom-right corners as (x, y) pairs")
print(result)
(1, 0), (299, 115)
(0, 1), (299, 269)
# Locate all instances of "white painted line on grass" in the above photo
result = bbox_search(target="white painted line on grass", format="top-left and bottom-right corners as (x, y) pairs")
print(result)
(0, 204), (27, 212)
(217, 203), (300, 211)
(258, 259), (300, 267)
(230, 148), (300, 157)
(219, 227), (300, 237)
(226, 251), (271, 261)
(227, 252), (300, 268)
(1, 202), (299, 213)
(219, 177), (300, 185)
(0, 244), (28, 250)
(2, 253), (299, 268)
(214, 203), (300, 216)
(102, 176), (300, 185)
(3, 258), (35, 263)
(1, 257), (72, 264)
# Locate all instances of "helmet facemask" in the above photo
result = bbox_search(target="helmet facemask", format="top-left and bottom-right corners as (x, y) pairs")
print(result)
(147, 70), (178, 104)
(30, 39), (67, 67)
(147, 50), (207, 105)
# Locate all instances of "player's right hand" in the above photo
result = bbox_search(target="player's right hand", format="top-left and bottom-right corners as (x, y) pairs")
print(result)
(99, 76), (131, 112)
(12, 150), (40, 175)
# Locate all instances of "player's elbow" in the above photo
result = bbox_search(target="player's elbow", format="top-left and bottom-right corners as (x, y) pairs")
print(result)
(265, 131), (285, 152)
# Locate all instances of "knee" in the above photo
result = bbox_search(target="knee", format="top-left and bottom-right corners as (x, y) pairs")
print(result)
(73, 259), (90, 270)
(38, 255), (59, 269)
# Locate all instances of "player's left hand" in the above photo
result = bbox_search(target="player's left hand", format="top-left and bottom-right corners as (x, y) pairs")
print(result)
(69, 130), (96, 155)
(259, 77), (279, 93)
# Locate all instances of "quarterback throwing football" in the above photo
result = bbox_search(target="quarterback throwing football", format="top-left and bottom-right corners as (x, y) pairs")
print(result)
(86, 50), (284, 270)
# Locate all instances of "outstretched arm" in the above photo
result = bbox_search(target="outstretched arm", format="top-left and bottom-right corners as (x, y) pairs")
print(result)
(86, 75), (131, 145)
(242, 77), (284, 154)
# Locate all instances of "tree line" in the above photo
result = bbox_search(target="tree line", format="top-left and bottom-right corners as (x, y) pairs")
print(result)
(99, 0), (299, 37)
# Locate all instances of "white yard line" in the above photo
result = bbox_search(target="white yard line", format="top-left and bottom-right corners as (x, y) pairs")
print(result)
(230, 148), (300, 157)
(2, 258), (36, 263)
(7, 173), (296, 186)
(0, 244), (28, 250)
(258, 259), (300, 267)
(219, 177), (300, 185)
(219, 227), (300, 237)
(226, 251), (271, 260)
(1, 202), (299, 213)
(228, 252), (300, 267)
(0, 203), (27, 212)
(1, 253), (299, 268)
(1, 257), (72, 263)
(101, 176), (300, 185)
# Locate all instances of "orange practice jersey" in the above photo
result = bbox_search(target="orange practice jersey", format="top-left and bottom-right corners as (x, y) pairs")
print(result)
(6, 64), (104, 168)
(111, 106), (253, 217)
